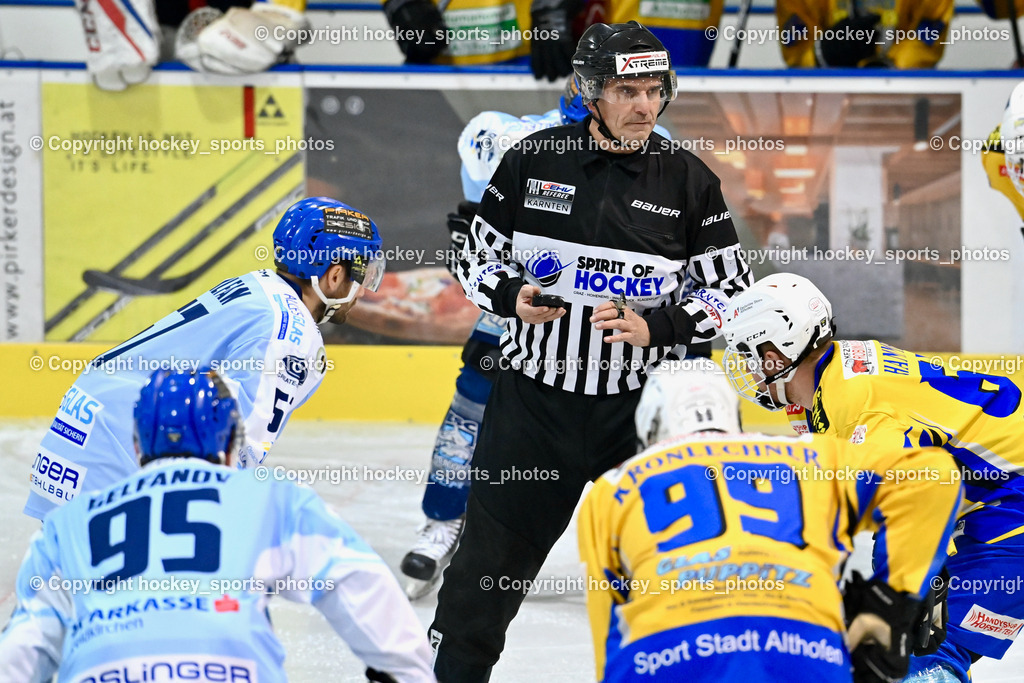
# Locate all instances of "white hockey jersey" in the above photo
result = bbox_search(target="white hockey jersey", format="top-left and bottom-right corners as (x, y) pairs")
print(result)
(26, 270), (327, 519)
(0, 459), (435, 682)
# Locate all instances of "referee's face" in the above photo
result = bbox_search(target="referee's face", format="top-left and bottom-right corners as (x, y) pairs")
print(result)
(595, 76), (662, 148)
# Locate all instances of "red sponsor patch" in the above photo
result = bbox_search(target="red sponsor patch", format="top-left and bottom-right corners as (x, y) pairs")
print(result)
(850, 425), (868, 444)
(961, 605), (1024, 640)
(215, 594), (240, 612)
(702, 303), (722, 329)
(839, 340), (878, 378)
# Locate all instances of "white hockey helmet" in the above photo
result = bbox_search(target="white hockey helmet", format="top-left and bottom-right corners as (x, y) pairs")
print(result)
(721, 273), (835, 411)
(635, 357), (741, 449)
(1002, 83), (1024, 198)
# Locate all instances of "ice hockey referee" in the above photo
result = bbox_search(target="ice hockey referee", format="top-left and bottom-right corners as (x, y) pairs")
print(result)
(431, 20), (753, 683)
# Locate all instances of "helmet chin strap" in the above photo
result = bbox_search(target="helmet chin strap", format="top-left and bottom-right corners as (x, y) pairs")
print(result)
(762, 340), (821, 408)
(591, 100), (619, 145)
(770, 373), (792, 406)
(311, 275), (360, 324)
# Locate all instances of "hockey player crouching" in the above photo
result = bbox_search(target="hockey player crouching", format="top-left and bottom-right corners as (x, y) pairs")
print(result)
(982, 81), (1024, 240)
(722, 273), (1024, 682)
(578, 359), (962, 682)
(25, 197), (384, 520)
(0, 369), (434, 682)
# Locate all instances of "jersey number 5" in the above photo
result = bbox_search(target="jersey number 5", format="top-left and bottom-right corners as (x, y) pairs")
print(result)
(639, 462), (807, 553)
(89, 489), (222, 581)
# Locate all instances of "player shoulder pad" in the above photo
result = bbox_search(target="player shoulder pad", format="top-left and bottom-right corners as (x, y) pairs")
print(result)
(457, 110), (565, 178)
(267, 285), (324, 355)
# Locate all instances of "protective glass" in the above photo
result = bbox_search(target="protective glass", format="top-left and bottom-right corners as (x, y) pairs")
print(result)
(350, 252), (386, 293)
(309, 251), (385, 323)
(591, 73), (678, 105)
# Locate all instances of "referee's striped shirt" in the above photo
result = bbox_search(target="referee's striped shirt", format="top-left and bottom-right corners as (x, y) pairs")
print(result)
(457, 118), (753, 396)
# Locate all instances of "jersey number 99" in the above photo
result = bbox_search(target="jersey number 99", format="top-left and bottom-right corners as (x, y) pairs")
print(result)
(639, 462), (807, 553)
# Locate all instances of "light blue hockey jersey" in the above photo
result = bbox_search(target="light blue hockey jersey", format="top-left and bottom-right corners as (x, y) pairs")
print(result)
(458, 110), (672, 202)
(26, 270), (328, 519)
(0, 459), (434, 683)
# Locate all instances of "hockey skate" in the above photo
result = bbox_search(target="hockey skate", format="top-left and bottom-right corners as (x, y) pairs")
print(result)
(400, 516), (464, 600)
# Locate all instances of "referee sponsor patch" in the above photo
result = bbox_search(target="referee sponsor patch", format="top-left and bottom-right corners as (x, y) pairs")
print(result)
(525, 179), (575, 215)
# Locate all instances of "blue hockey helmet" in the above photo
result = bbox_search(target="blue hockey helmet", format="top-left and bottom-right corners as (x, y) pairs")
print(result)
(134, 369), (241, 467)
(559, 75), (588, 125)
(273, 197), (386, 319)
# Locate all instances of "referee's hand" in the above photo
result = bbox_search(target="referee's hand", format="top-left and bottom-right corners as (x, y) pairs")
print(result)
(591, 301), (651, 347)
(516, 285), (566, 324)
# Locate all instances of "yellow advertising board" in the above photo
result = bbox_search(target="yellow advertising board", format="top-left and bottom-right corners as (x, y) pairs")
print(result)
(42, 82), (304, 342)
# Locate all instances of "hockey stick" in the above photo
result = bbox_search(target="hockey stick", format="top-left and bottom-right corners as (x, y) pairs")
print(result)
(70, 182), (305, 343)
(45, 151), (263, 333)
(69, 153), (303, 341)
(86, 183), (304, 296)
(82, 152), (302, 297)
(727, 0), (753, 68)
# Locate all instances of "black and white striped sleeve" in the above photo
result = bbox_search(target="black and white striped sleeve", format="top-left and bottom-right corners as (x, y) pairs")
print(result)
(677, 242), (752, 339)
(645, 179), (753, 347)
(455, 152), (525, 317)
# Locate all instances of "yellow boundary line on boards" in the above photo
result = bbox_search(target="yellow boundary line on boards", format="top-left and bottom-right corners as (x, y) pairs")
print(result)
(6, 344), (464, 423)
(5, 344), (1023, 431)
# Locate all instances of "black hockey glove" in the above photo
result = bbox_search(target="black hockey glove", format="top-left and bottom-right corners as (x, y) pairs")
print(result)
(365, 668), (397, 683)
(529, 0), (580, 81)
(817, 13), (882, 67)
(843, 571), (922, 683)
(383, 0), (449, 64)
(913, 566), (950, 656)
(445, 200), (479, 278)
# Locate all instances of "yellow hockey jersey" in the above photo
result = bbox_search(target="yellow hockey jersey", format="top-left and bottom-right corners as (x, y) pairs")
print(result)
(808, 340), (1024, 544)
(578, 429), (960, 682)
(605, 0), (722, 33)
(976, 0), (1024, 19)
(776, 0), (953, 69)
(382, 0), (533, 65)
(786, 403), (812, 434)
(605, 0), (722, 66)
(392, 0), (722, 67)
(982, 123), (1024, 221)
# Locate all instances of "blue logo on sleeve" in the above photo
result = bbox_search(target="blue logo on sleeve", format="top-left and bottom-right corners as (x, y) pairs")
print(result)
(51, 386), (103, 447)
(31, 447), (87, 504)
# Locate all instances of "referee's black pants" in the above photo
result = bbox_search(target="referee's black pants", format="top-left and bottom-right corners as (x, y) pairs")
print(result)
(430, 368), (641, 682)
